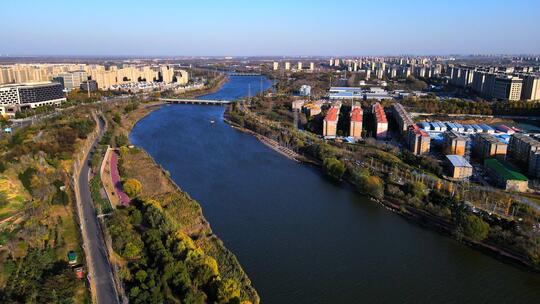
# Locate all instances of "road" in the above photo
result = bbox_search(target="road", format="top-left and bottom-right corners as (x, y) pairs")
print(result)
(77, 116), (118, 304)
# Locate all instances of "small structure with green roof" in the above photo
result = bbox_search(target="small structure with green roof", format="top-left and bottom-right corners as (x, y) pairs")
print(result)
(67, 250), (78, 265)
(484, 158), (528, 192)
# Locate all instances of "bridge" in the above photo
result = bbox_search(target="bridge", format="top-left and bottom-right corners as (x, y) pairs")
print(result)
(229, 72), (262, 76)
(159, 98), (232, 105)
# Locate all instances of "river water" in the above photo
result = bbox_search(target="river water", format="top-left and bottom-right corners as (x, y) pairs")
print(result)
(130, 76), (540, 303)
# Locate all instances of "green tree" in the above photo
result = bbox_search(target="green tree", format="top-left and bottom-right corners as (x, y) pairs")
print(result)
(461, 214), (489, 242)
(215, 279), (241, 304)
(123, 178), (142, 198)
(322, 157), (345, 180)
(363, 175), (384, 199)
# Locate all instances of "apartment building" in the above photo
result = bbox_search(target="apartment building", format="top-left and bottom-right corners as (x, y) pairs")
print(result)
(349, 104), (363, 140)
(323, 106), (339, 138)
(443, 130), (468, 156)
(473, 133), (507, 159)
(508, 133), (540, 177)
(407, 125), (431, 155)
(391, 103), (414, 135)
(371, 102), (388, 139)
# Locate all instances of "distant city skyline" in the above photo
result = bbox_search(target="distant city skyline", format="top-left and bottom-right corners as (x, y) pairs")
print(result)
(2, 0), (540, 56)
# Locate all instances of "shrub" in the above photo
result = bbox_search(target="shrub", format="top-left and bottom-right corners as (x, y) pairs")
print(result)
(123, 178), (142, 198)
(322, 157), (345, 180)
(461, 214), (490, 242)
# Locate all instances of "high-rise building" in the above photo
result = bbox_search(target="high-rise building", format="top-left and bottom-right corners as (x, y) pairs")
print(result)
(160, 66), (174, 84)
(371, 102), (388, 139)
(520, 75), (540, 101)
(349, 103), (363, 140)
(80, 80), (98, 92)
(493, 76), (522, 101)
(53, 70), (87, 91)
(323, 106), (340, 138)
(297, 62), (303, 70)
(508, 133), (540, 176)
(285, 62), (291, 70)
(391, 103), (414, 135)
(310, 62), (315, 71)
(273, 62), (279, 70)
(175, 69), (189, 85)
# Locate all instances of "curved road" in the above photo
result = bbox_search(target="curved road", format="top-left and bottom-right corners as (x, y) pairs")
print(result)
(77, 116), (118, 304)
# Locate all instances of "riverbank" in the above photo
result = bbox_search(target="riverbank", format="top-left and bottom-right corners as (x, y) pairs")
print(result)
(116, 80), (260, 303)
(224, 106), (540, 273)
(166, 74), (228, 99)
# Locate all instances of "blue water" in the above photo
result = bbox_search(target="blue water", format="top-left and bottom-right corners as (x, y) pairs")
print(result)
(198, 75), (272, 101)
(130, 76), (540, 304)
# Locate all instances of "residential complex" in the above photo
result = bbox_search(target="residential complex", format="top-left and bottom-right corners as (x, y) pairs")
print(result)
(450, 65), (540, 101)
(0, 63), (189, 91)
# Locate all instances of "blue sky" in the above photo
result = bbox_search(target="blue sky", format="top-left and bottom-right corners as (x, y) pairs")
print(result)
(1, 0), (539, 56)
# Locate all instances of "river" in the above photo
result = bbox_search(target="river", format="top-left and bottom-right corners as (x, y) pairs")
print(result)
(130, 76), (540, 303)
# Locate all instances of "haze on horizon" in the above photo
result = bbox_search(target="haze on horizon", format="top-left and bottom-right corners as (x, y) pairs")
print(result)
(2, 0), (540, 57)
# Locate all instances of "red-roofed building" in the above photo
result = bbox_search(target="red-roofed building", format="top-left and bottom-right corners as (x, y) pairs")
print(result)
(349, 105), (363, 140)
(371, 102), (388, 139)
(407, 125), (431, 155)
(323, 107), (339, 138)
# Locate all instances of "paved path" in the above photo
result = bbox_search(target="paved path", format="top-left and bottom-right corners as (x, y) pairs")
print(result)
(77, 117), (118, 304)
(109, 151), (130, 206)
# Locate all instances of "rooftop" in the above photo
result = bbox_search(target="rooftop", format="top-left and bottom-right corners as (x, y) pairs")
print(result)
(324, 107), (338, 122)
(350, 107), (363, 122)
(446, 155), (472, 168)
(484, 158), (528, 181)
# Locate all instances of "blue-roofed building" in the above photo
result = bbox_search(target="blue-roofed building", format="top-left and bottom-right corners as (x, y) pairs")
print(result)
(472, 124), (483, 133)
(431, 122), (441, 131)
(480, 124), (495, 134)
(438, 122), (447, 132)
(455, 123), (464, 132)
(420, 122), (431, 131)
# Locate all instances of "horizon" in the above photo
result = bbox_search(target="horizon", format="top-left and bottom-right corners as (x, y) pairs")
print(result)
(2, 0), (540, 56)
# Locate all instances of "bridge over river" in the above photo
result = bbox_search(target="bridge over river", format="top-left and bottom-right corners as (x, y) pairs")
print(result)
(159, 98), (232, 105)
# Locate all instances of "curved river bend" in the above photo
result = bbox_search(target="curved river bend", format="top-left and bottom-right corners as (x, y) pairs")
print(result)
(130, 76), (540, 303)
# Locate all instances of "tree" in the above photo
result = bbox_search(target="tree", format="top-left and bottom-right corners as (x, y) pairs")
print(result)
(215, 279), (241, 304)
(363, 175), (384, 199)
(461, 214), (489, 242)
(405, 181), (427, 199)
(123, 178), (142, 198)
(322, 157), (345, 180)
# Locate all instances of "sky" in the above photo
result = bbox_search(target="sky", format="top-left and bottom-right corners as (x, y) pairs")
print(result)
(1, 0), (540, 57)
